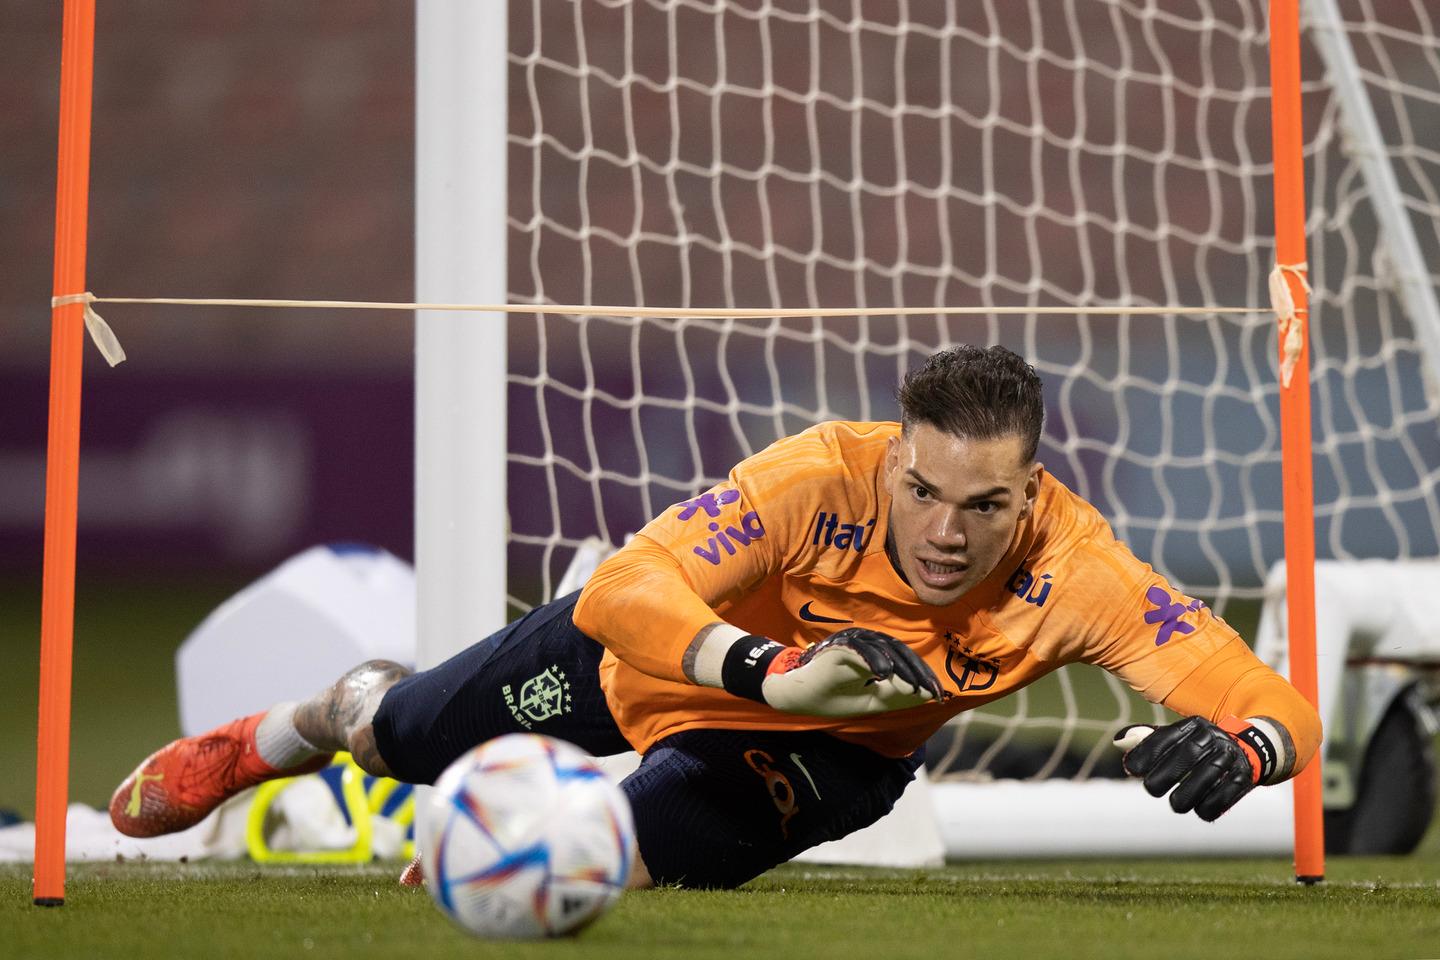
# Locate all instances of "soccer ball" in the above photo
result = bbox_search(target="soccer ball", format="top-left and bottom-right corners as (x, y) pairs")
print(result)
(420, 734), (635, 939)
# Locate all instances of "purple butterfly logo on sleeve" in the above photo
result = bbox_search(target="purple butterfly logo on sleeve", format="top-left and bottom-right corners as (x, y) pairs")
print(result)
(1144, 586), (1205, 646)
(676, 488), (741, 521)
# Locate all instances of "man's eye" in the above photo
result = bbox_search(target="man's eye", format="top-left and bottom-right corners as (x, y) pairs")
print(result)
(973, 501), (998, 514)
(912, 485), (932, 501)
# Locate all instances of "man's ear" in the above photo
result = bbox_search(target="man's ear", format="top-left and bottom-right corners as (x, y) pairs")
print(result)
(1018, 462), (1044, 519)
(883, 435), (901, 485)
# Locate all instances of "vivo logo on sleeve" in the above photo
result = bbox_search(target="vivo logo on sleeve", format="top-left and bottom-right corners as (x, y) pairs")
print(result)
(692, 512), (766, 565)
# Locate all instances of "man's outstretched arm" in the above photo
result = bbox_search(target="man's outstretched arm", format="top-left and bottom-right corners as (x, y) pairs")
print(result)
(573, 535), (940, 716)
(1115, 636), (1321, 820)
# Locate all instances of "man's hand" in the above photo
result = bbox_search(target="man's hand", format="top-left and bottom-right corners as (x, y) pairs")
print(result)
(1114, 715), (1277, 821)
(712, 627), (942, 717)
(760, 628), (944, 717)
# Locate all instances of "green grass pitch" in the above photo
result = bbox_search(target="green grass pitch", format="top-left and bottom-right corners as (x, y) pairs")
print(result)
(2, 579), (1439, 958)
(3, 858), (1440, 960)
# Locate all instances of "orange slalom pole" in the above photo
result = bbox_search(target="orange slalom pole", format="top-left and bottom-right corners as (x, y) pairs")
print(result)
(34, 0), (98, 906)
(1267, 0), (1325, 884)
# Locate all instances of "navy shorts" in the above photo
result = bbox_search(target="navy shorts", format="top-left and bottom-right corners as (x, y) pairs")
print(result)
(372, 592), (923, 888)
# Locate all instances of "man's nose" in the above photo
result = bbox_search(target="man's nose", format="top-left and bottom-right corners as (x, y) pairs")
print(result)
(928, 509), (966, 548)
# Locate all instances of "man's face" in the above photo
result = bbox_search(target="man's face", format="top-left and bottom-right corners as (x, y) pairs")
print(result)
(882, 423), (1042, 606)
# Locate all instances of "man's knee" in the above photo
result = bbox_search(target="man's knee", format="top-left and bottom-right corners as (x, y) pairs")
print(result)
(336, 659), (411, 709)
(346, 721), (394, 778)
(294, 658), (411, 774)
(336, 659), (409, 775)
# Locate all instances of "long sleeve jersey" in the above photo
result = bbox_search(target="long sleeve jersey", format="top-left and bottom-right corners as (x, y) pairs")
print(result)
(573, 420), (1320, 771)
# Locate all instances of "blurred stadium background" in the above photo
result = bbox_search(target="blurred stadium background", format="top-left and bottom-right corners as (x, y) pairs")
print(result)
(3, 2), (417, 819)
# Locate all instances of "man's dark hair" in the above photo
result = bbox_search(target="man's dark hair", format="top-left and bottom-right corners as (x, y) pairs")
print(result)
(896, 344), (1045, 463)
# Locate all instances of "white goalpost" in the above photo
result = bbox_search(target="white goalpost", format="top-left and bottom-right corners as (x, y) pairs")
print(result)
(415, 0), (1440, 860)
(415, 0), (511, 670)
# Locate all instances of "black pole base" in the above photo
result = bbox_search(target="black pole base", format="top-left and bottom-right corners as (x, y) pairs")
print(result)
(1295, 875), (1324, 886)
(33, 897), (65, 907)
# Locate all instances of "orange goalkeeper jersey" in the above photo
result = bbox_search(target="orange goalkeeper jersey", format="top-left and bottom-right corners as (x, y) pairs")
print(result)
(574, 420), (1288, 758)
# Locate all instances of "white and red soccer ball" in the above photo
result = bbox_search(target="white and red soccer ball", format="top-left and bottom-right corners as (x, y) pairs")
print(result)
(420, 734), (635, 939)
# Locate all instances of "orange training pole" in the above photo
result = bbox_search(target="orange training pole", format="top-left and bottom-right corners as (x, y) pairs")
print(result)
(1267, 0), (1325, 884)
(34, 0), (98, 906)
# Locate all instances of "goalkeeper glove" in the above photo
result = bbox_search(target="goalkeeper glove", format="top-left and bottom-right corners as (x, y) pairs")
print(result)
(720, 627), (943, 717)
(1113, 715), (1279, 821)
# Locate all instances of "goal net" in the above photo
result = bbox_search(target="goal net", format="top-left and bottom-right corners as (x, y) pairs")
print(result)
(423, 0), (1440, 852)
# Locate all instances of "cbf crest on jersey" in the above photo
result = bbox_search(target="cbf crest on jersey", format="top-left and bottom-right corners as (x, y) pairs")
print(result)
(941, 633), (1002, 695)
(502, 665), (573, 728)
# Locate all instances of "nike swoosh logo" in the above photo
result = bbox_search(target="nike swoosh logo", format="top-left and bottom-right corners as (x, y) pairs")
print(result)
(789, 753), (822, 799)
(798, 601), (852, 624)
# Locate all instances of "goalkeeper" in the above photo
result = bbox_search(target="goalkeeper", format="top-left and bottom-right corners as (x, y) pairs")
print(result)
(110, 344), (1320, 889)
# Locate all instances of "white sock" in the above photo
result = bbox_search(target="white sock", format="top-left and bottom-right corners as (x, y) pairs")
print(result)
(254, 702), (325, 770)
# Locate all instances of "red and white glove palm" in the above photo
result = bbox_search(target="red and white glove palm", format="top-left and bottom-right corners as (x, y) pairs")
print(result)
(721, 627), (943, 717)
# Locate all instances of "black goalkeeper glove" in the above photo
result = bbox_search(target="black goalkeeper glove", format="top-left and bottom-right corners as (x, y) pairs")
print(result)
(721, 627), (943, 717)
(1114, 715), (1277, 822)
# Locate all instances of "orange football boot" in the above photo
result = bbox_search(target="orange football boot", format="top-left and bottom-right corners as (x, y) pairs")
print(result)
(109, 713), (333, 837)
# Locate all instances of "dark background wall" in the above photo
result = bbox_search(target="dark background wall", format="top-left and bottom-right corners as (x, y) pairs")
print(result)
(2, 2), (418, 585)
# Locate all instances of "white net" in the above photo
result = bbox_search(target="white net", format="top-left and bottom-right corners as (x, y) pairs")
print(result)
(502, 0), (1440, 781)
